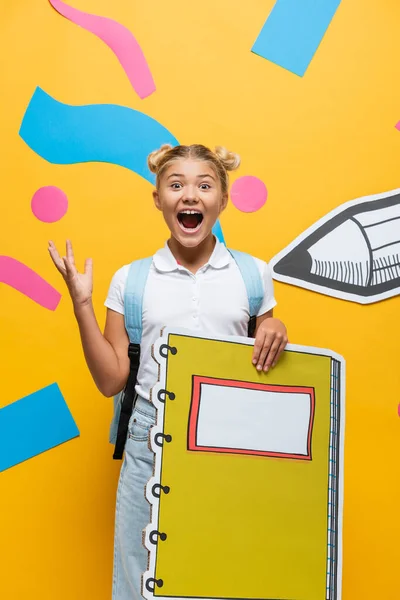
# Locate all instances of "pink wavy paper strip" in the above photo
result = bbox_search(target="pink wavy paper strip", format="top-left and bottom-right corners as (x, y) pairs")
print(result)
(0, 256), (61, 310)
(49, 0), (156, 99)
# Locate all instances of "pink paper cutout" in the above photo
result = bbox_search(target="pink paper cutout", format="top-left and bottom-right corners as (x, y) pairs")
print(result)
(395, 121), (400, 131)
(31, 186), (68, 223)
(230, 176), (268, 213)
(0, 256), (61, 310)
(49, 0), (156, 99)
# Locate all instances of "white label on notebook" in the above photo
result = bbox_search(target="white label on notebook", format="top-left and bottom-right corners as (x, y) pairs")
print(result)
(188, 377), (315, 459)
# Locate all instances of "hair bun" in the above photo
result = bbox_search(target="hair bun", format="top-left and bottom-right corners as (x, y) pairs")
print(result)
(147, 144), (173, 174)
(214, 146), (241, 171)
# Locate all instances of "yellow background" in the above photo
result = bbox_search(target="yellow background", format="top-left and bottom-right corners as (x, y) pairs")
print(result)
(0, 0), (399, 598)
(157, 334), (335, 600)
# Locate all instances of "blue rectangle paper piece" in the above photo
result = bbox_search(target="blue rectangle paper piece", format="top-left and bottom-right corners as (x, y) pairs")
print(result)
(0, 383), (79, 471)
(252, 0), (341, 76)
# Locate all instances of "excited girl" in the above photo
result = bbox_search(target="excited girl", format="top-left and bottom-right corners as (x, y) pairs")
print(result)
(48, 143), (288, 600)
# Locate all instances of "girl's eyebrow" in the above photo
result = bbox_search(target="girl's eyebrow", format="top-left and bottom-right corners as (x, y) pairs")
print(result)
(197, 173), (216, 180)
(167, 173), (216, 180)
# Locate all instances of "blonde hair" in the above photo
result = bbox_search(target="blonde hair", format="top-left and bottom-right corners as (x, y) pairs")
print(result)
(147, 144), (240, 194)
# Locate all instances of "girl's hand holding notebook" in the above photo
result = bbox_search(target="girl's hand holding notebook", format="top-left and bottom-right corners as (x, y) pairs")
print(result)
(252, 316), (288, 372)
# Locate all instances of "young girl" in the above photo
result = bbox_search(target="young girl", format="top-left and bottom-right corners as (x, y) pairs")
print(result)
(48, 143), (288, 600)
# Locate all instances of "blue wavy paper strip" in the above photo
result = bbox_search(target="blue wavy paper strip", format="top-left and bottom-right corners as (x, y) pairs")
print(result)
(19, 87), (178, 184)
(19, 87), (224, 242)
(252, 0), (341, 77)
(0, 383), (79, 472)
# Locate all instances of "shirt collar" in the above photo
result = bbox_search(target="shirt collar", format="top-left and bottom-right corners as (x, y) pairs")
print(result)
(153, 236), (231, 273)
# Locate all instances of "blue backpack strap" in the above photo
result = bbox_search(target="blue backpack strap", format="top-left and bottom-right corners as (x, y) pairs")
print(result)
(110, 257), (153, 455)
(228, 249), (264, 317)
(124, 256), (153, 343)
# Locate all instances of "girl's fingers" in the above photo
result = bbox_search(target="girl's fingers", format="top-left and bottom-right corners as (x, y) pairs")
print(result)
(272, 341), (287, 368)
(63, 250), (78, 278)
(255, 333), (274, 371)
(252, 329), (266, 366)
(48, 241), (67, 275)
(271, 340), (287, 367)
(84, 258), (93, 278)
(66, 239), (76, 266)
(262, 336), (282, 372)
(62, 256), (75, 280)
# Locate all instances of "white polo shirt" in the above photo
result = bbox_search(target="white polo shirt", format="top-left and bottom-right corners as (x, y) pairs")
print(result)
(105, 238), (276, 400)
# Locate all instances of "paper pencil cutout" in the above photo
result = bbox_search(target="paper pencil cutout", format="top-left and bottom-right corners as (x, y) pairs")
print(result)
(143, 328), (345, 600)
(270, 188), (400, 304)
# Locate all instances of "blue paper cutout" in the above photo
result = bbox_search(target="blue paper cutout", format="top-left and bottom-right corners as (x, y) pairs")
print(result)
(19, 86), (225, 242)
(251, 0), (341, 77)
(212, 219), (225, 244)
(0, 383), (79, 472)
(19, 87), (178, 184)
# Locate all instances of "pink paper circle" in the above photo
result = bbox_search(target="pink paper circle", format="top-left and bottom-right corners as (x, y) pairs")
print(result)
(230, 176), (267, 213)
(31, 186), (68, 223)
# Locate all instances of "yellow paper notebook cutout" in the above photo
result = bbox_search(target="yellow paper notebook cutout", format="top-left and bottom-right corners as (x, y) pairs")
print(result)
(143, 329), (345, 600)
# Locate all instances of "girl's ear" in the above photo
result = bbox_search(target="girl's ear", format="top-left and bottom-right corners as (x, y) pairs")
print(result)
(153, 189), (161, 210)
(220, 192), (229, 213)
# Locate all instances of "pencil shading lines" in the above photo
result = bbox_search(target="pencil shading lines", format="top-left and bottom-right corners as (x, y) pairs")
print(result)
(270, 188), (400, 304)
(49, 0), (156, 99)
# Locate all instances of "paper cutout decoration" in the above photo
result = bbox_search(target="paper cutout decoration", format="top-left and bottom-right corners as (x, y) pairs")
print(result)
(187, 376), (315, 459)
(230, 176), (267, 213)
(0, 255), (61, 310)
(49, 0), (155, 99)
(144, 328), (345, 600)
(19, 87), (225, 243)
(270, 188), (400, 304)
(212, 219), (225, 244)
(31, 186), (68, 223)
(395, 121), (400, 131)
(252, 0), (341, 77)
(0, 383), (79, 472)
(19, 87), (178, 185)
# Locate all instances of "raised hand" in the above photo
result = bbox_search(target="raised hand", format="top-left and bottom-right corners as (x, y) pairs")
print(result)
(48, 239), (93, 308)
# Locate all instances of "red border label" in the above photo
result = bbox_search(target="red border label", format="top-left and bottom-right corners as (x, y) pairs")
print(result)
(187, 376), (315, 460)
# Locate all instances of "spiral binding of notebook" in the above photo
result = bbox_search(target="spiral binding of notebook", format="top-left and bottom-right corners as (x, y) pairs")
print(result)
(326, 358), (341, 599)
(143, 338), (178, 599)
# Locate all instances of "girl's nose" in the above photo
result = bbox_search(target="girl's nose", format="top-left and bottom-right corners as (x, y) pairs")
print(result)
(182, 186), (198, 203)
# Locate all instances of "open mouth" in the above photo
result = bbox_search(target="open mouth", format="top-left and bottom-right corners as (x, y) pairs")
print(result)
(177, 210), (204, 233)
